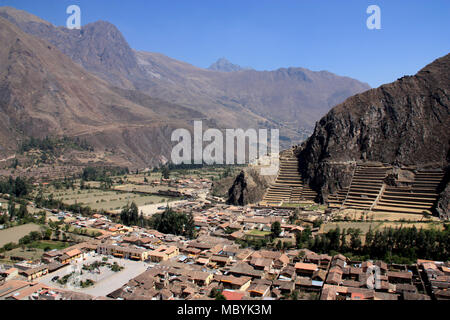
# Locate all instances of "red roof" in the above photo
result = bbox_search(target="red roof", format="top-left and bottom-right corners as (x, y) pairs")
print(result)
(222, 290), (244, 300)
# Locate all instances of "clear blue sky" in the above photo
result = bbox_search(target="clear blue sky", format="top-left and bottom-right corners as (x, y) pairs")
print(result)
(1, 0), (449, 87)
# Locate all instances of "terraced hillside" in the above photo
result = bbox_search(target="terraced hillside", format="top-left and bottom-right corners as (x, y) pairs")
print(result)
(260, 150), (317, 206)
(373, 170), (444, 215)
(328, 166), (445, 215)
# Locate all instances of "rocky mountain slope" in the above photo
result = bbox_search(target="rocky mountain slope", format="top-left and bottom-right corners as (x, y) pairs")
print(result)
(208, 58), (249, 72)
(0, 16), (206, 168)
(0, 6), (371, 144)
(296, 54), (450, 209)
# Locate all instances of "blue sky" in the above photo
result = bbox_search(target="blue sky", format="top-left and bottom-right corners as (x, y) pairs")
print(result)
(1, 0), (449, 87)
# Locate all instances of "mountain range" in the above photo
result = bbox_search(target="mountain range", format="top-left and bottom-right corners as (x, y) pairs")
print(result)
(0, 6), (371, 168)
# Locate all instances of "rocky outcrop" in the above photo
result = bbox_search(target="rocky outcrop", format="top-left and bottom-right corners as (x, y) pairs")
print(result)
(435, 167), (450, 219)
(227, 169), (271, 206)
(208, 58), (249, 72)
(297, 53), (450, 207)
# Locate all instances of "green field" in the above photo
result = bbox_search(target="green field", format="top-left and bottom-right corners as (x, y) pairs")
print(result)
(43, 189), (175, 211)
(246, 229), (272, 237)
(0, 223), (43, 247)
(27, 240), (71, 251)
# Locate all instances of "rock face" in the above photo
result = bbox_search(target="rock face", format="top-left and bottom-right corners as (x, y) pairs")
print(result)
(227, 169), (271, 206)
(435, 167), (450, 219)
(297, 53), (450, 205)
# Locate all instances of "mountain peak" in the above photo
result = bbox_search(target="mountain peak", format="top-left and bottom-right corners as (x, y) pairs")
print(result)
(208, 57), (249, 72)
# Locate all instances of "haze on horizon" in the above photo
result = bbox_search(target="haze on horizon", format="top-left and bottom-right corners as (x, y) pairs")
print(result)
(0, 0), (449, 88)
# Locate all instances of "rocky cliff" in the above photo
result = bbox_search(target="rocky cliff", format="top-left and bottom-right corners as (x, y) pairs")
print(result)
(296, 54), (450, 206)
(226, 169), (272, 206)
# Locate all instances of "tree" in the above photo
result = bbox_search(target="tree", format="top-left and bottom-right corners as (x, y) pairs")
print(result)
(161, 166), (170, 179)
(8, 198), (15, 221)
(129, 202), (139, 225)
(313, 218), (323, 229)
(271, 221), (282, 239)
(120, 202), (139, 226)
(185, 212), (196, 239)
(120, 204), (130, 225)
(17, 204), (28, 220)
(349, 228), (362, 252)
(289, 208), (299, 224)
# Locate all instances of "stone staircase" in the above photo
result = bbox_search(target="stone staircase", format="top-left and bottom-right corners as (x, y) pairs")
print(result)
(327, 165), (444, 215)
(372, 170), (444, 214)
(341, 164), (389, 210)
(260, 151), (317, 206)
(327, 163), (389, 210)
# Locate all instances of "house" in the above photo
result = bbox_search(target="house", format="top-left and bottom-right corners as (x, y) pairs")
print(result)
(326, 270), (343, 286)
(19, 265), (49, 281)
(250, 257), (273, 272)
(210, 255), (231, 267)
(5, 283), (50, 300)
(222, 290), (245, 300)
(187, 271), (214, 287)
(272, 279), (295, 294)
(228, 263), (264, 279)
(195, 257), (210, 266)
(387, 271), (413, 284)
(294, 262), (318, 276)
(216, 275), (252, 291)
(247, 280), (271, 298)
(0, 280), (33, 299)
(58, 248), (82, 264)
(279, 265), (296, 281)
(0, 266), (18, 281)
(97, 244), (149, 261)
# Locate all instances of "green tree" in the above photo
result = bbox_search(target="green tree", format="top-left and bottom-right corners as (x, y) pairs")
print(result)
(161, 166), (170, 179)
(271, 221), (282, 239)
(17, 204), (28, 220)
(8, 198), (15, 221)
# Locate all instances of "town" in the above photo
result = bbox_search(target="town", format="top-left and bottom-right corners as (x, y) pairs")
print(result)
(0, 160), (448, 301)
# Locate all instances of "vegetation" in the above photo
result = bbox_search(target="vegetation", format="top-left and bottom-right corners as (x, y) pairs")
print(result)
(271, 221), (282, 238)
(296, 224), (450, 264)
(209, 288), (226, 300)
(57, 272), (74, 285)
(34, 192), (94, 216)
(81, 167), (129, 189)
(119, 202), (141, 226)
(148, 206), (196, 239)
(19, 136), (93, 153)
(0, 176), (30, 197)
(79, 279), (95, 288)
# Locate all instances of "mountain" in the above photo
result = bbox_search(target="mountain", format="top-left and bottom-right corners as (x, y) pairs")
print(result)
(296, 53), (450, 204)
(0, 6), (371, 144)
(208, 58), (249, 72)
(0, 16), (206, 167)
